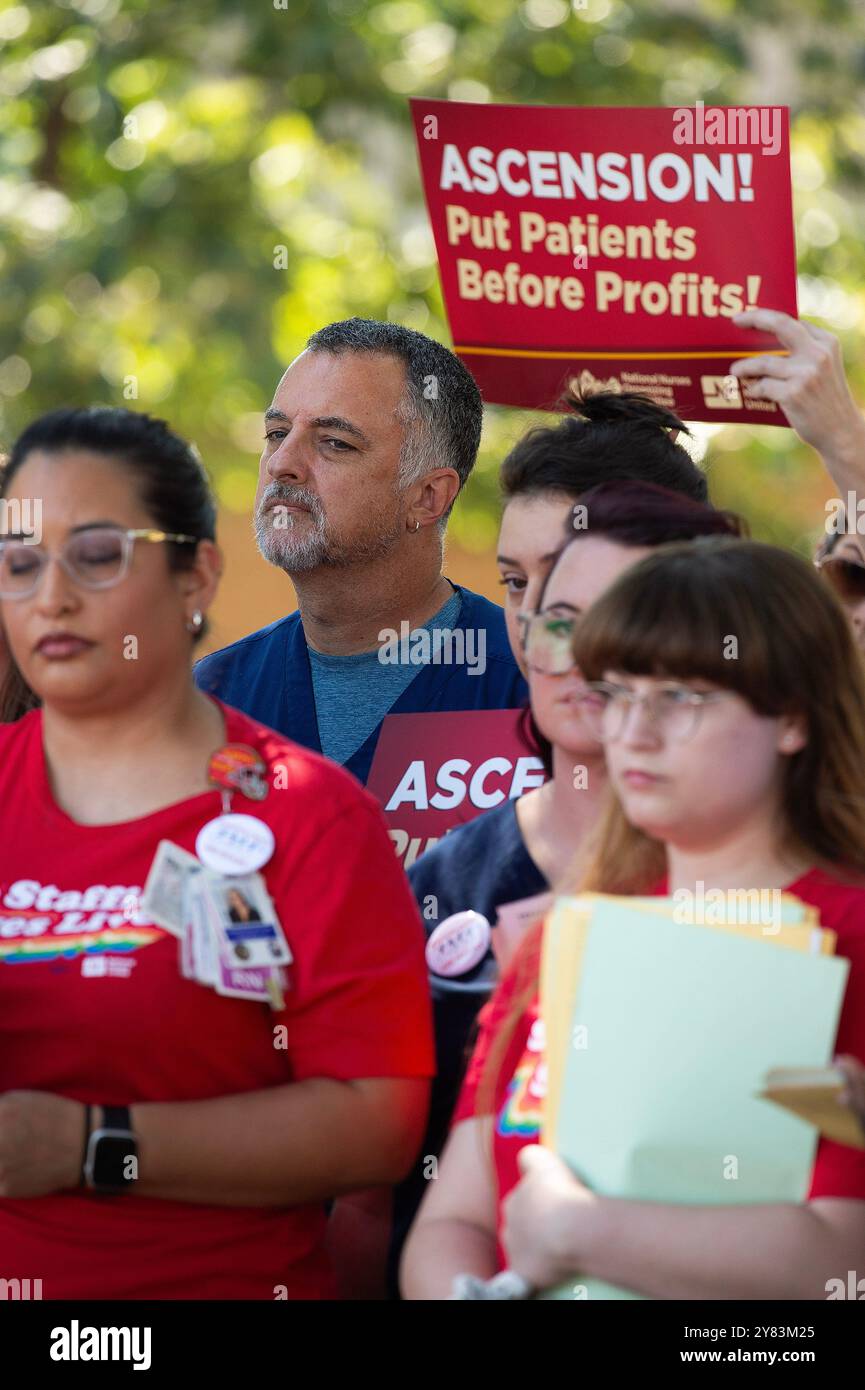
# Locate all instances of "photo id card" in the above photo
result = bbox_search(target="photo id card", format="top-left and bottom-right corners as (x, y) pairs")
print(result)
(202, 870), (292, 969)
(142, 840), (203, 938)
(183, 873), (289, 1005)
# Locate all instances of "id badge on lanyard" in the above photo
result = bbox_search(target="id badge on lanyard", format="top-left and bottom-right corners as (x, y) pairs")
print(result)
(141, 744), (292, 1010)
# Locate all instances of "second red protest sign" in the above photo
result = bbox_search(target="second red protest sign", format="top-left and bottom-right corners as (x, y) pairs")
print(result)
(411, 99), (797, 425)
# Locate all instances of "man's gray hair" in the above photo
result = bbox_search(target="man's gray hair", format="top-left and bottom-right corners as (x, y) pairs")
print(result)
(305, 317), (483, 528)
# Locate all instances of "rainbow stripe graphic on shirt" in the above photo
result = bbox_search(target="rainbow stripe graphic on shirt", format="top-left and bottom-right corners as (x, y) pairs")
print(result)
(0, 927), (162, 965)
(496, 1015), (546, 1139)
(0, 878), (164, 965)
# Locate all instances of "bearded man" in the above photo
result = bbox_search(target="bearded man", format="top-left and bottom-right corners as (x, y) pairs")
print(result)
(194, 318), (526, 782)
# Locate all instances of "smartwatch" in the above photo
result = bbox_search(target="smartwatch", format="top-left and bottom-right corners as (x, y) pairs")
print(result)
(83, 1106), (139, 1194)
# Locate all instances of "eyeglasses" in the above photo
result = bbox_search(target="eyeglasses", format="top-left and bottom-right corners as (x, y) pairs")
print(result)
(815, 552), (865, 605)
(577, 680), (735, 742)
(0, 526), (198, 600)
(517, 609), (579, 675)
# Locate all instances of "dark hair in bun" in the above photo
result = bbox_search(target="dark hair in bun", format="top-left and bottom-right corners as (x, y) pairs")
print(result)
(500, 389), (707, 504)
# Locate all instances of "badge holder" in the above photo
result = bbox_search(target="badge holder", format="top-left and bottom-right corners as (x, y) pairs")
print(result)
(143, 744), (289, 1010)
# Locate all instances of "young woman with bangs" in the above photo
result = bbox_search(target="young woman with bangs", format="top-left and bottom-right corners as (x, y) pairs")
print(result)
(389, 484), (740, 1290)
(402, 538), (865, 1300)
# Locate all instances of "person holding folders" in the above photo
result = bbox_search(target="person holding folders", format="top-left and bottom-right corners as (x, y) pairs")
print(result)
(0, 406), (434, 1300)
(402, 539), (865, 1299)
(390, 481), (741, 1294)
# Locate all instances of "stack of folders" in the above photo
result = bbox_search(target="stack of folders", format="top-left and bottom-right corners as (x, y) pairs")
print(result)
(537, 892), (850, 1300)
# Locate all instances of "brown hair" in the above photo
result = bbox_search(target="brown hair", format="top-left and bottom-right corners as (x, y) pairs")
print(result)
(499, 389), (707, 503)
(0, 658), (38, 723)
(574, 537), (865, 889)
(478, 537), (865, 1112)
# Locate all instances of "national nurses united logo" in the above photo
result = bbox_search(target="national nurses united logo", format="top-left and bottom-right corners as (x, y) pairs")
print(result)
(0, 878), (161, 965)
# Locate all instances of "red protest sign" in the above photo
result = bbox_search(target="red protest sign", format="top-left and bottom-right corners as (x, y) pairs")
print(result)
(410, 100), (797, 425)
(366, 708), (546, 869)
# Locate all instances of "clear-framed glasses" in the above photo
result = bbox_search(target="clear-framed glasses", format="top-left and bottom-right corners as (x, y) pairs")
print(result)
(0, 526), (199, 600)
(578, 679), (735, 742)
(815, 552), (865, 606)
(517, 609), (580, 675)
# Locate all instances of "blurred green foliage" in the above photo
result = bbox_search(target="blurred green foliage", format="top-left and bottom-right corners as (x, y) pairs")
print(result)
(2, 0), (865, 554)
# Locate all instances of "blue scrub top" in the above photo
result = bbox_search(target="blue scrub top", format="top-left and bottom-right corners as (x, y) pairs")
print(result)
(193, 583), (529, 785)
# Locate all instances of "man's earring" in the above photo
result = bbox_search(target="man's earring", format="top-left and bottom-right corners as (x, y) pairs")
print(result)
(412, 519), (421, 533)
(187, 609), (203, 634)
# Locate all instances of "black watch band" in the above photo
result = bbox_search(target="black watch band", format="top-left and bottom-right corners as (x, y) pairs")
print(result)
(103, 1105), (131, 1132)
(83, 1105), (138, 1194)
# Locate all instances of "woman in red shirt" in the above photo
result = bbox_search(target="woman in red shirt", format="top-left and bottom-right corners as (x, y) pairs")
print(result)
(0, 405), (434, 1299)
(402, 538), (865, 1299)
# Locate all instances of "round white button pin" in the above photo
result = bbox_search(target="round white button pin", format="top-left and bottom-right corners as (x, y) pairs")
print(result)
(426, 910), (491, 978)
(195, 814), (276, 875)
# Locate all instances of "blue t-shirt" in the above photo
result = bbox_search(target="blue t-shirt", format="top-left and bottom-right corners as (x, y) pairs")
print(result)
(194, 583), (528, 785)
(307, 588), (463, 764)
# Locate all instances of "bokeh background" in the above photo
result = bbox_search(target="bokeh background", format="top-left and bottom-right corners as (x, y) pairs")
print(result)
(2, 0), (864, 654)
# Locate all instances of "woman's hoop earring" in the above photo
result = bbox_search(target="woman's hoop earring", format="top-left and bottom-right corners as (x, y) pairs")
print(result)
(187, 609), (203, 634)
(412, 520), (421, 533)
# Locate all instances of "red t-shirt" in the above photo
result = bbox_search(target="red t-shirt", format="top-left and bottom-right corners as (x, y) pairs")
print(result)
(453, 868), (865, 1267)
(0, 700), (434, 1299)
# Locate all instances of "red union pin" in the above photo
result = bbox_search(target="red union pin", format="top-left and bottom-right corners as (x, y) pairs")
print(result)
(426, 911), (491, 978)
(208, 744), (268, 802)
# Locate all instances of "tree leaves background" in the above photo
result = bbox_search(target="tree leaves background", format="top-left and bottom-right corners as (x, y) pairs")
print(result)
(3, 0), (864, 620)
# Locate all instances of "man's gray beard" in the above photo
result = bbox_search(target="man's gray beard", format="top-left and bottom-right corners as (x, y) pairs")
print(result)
(255, 507), (328, 572)
(254, 490), (405, 574)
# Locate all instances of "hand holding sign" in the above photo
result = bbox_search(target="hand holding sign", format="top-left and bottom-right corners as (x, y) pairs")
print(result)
(730, 309), (865, 491)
